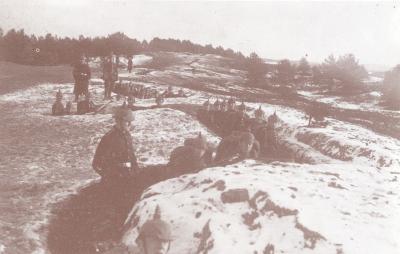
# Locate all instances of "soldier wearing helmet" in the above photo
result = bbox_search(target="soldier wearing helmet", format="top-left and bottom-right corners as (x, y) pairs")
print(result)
(169, 132), (211, 174)
(72, 55), (91, 102)
(102, 206), (173, 254)
(135, 206), (173, 254)
(52, 89), (65, 116)
(92, 102), (139, 181)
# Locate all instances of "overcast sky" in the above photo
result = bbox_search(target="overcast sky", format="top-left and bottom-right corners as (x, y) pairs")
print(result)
(1, 0), (399, 68)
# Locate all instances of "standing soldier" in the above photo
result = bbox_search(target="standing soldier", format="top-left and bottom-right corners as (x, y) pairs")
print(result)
(92, 102), (139, 182)
(127, 55), (133, 73)
(102, 55), (113, 100)
(72, 55), (91, 102)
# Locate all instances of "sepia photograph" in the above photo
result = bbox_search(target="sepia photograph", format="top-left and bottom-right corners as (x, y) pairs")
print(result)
(0, 0), (399, 253)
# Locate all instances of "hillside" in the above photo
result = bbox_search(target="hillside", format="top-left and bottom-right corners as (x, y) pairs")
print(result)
(0, 52), (399, 254)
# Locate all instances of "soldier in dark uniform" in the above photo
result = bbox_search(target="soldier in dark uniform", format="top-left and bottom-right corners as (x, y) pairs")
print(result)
(102, 55), (114, 100)
(73, 55), (91, 102)
(52, 89), (65, 116)
(127, 56), (133, 73)
(92, 103), (139, 182)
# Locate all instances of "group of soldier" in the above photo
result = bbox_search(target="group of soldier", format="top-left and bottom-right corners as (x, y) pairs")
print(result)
(89, 96), (279, 253)
(198, 98), (279, 158)
(53, 53), (279, 253)
(52, 52), (190, 116)
(90, 100), (174, 254)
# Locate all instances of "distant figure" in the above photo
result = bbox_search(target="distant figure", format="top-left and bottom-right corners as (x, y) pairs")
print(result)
(72, 55), (91, 102)
(102, 53), (118, 100)
(102, 55), (113, 100)
(254, 105), (265, 121)
(306, 103), (328, 127)
(162, 85), (174, 97)
(220, 99), (227, 112)
(77, 92), (96, 114)
(127, 56), (133, 73)
(52, 89), (65, 116)
(178, 88), (185, 97)
(237, 101), (246, 112)
(227, 97), (236, 111)
(213, 99), (221, 111)
(65, 101), (72, 115)
(92, 102), (139, 182)
(155, 94), (165, 106)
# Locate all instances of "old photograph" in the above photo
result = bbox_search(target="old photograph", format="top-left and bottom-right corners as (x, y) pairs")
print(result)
(0, 0), (399, 253)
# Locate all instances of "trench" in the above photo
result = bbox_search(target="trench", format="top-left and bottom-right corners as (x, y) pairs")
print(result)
(46, 103), (317, 253)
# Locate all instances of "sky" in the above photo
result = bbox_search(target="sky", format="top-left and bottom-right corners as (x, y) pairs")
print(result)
(0, 0), (399, 68)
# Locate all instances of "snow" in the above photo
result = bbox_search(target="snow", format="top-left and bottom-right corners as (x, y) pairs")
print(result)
(1, 51), (399, 253)
(123, 161), (400, 254)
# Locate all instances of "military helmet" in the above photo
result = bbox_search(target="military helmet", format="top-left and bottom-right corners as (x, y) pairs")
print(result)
(254, 105), (265, 119)
(137, 206), (173, 241)
(56, 89), (63, 100)
(137, 219), (173, 241)
(113, 102), (134, 122)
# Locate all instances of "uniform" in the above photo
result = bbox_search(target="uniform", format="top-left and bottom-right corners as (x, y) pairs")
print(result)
(103, 58), (118, 99)
(92, 126), (139, 180)
(73, 62), (91, 97)
(52, 101), (65, 116)
(128, 58), (133, 73)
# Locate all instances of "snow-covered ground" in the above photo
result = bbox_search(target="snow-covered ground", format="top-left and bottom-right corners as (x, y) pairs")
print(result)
(0, 83), (219, 253)
(298, 90), (400, 116)
(1, 52), (399, 253)
(124, 161), (400, 254)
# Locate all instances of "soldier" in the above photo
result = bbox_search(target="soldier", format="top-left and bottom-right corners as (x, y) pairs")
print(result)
(102, 55), (113, 100)
(92, 102), (139, 182)
(72, 55), (91, 102)
(127, 55), (133, 73)
(65, 101), (72, 115)
(215, 129), (259, 162)
(103, 206), (173, 254)
(254, 105), (266, 121)
(213, 98), (221, 111)
(77, 92), (96, 114)
(168, 132), (210, 174)
(135, 205), (173, 254)
(203, 99), (211, 111)
(237, 101), (246, 113)
(220, 99), (227, 112)
(227, 97), (236, 111)
(178, 88), (185, 97)
(165, 85), (174, 97)
(155, 94), (165, 107)
(52, 89), (65, 116)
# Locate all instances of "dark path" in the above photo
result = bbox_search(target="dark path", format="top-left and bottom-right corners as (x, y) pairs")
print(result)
(46, 165), (174, 254)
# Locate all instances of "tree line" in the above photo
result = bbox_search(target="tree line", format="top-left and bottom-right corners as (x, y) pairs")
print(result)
(0, 28), (245, 66)
(1, 27), (398, 108)
(245, 52), (369, 92)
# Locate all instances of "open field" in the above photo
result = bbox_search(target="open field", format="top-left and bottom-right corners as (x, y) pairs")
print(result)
(0, 54), (399, 254)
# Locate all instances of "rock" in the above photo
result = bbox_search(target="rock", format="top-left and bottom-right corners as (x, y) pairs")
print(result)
(220, 188), (249, 204)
